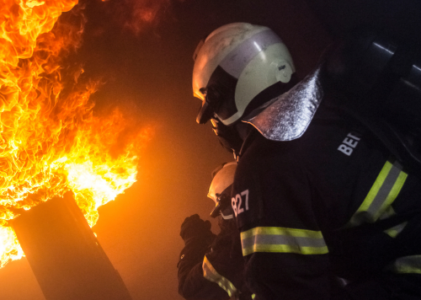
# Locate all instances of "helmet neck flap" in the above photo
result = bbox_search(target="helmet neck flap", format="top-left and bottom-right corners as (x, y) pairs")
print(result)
(243, 68), (324, 142)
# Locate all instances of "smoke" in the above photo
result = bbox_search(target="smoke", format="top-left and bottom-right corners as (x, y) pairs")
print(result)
(100, 0), (185, 35)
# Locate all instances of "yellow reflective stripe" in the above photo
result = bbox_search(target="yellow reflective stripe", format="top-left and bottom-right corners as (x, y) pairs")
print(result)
(348, 161), (408, 227)
(381, 170), (407, 216)
(241, 226), (328, 256)
(241, 226), (324, 239)
(387, 170), (408, 205)
(384, 221), (407, 238)
(242, 244), (329, 256)
(388, 255), (421, 274)
(360, 161), (393, 212)
(381, 206), (407, 238)
(202, 256), (237, 297)
(252, 294), (256, 299)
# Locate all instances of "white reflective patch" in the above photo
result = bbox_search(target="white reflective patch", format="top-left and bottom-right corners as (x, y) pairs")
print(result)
(338, 132), (361, 156)
(232, 189), (249, 217)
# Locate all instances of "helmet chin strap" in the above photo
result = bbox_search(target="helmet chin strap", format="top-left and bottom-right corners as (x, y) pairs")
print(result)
(220, 212), (234, 220)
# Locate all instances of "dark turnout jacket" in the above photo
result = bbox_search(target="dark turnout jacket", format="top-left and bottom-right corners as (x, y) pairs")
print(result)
(178, 218), (253, 300)
(232, 104), (421, 300)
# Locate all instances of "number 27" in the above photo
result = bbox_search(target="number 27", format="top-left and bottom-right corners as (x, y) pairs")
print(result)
(232, 189), (249, 217)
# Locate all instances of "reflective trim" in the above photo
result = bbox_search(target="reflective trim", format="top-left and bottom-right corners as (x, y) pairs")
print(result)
(384, 221), (407, 238)
(252, 294), (256, 299)
(381, 206), (407, 238)
(388, 255), (421, 274)
(220, 213), (234, 220)
(348, 161), (408, 227)
(380, 205), (395, 219)
(241, 226), (329, 256)
(202, 256), (237, 297)
(243, 68), (322, 141)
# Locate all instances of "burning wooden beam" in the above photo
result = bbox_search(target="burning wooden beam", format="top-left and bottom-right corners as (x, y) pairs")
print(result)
(11, 193), (133, 300)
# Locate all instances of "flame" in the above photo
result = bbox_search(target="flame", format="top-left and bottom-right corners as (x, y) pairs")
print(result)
(0, 0), (150, 267)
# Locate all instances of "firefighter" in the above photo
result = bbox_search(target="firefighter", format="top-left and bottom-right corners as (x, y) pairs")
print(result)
(192, 22), (421, 300)
(178, 162), (252, 300)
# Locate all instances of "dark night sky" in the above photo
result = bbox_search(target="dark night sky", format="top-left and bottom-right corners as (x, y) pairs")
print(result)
(0, 0), (419, 299)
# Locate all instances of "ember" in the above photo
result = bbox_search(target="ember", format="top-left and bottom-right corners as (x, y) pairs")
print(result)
(0, 0), (148, 267)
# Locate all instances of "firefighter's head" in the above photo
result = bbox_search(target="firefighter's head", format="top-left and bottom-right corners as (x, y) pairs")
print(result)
(193, 22), (296, 126)
(207, 162), (237, 219)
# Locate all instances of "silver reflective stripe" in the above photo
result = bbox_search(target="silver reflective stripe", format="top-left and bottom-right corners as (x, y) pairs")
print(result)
(220, 29), (281, 79)
(244, 68), (323, 142)
(241, 232), (327, 249)
(388, 255), (421, 274)
(347, 161), (408, 227)
(241, 227), (328, 256)
(202, 256), (237, 297)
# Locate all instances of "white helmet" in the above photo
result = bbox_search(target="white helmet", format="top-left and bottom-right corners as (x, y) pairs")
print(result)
(193, 22), (295, 125)
(207, 162), (237, 219)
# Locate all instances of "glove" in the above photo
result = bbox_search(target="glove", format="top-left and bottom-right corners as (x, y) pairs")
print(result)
(180, 214), (213, 242)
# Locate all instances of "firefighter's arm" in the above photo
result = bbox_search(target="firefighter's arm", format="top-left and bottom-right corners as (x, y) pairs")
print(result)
(239, 223), (331, 300)
(201, 221), (247, 299)
(178, 257), (230, 300)
(177, 214), (229, 300)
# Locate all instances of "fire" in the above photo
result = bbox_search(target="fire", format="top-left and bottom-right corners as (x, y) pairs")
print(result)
(0, 0), (149, 267)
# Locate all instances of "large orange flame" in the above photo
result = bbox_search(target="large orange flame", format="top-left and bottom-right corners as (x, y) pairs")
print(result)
(0, 0), (149, 267)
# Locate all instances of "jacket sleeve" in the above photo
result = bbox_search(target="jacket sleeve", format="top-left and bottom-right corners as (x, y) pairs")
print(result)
(233, 147), (332, 300)
(177, 231), (230, 300)
(240, 225), (331, 300)
(202, 220), (251, 299)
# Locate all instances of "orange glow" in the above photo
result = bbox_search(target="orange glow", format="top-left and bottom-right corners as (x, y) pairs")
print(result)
(0, 0), (149, 267)
(101, 0), (170, 35)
